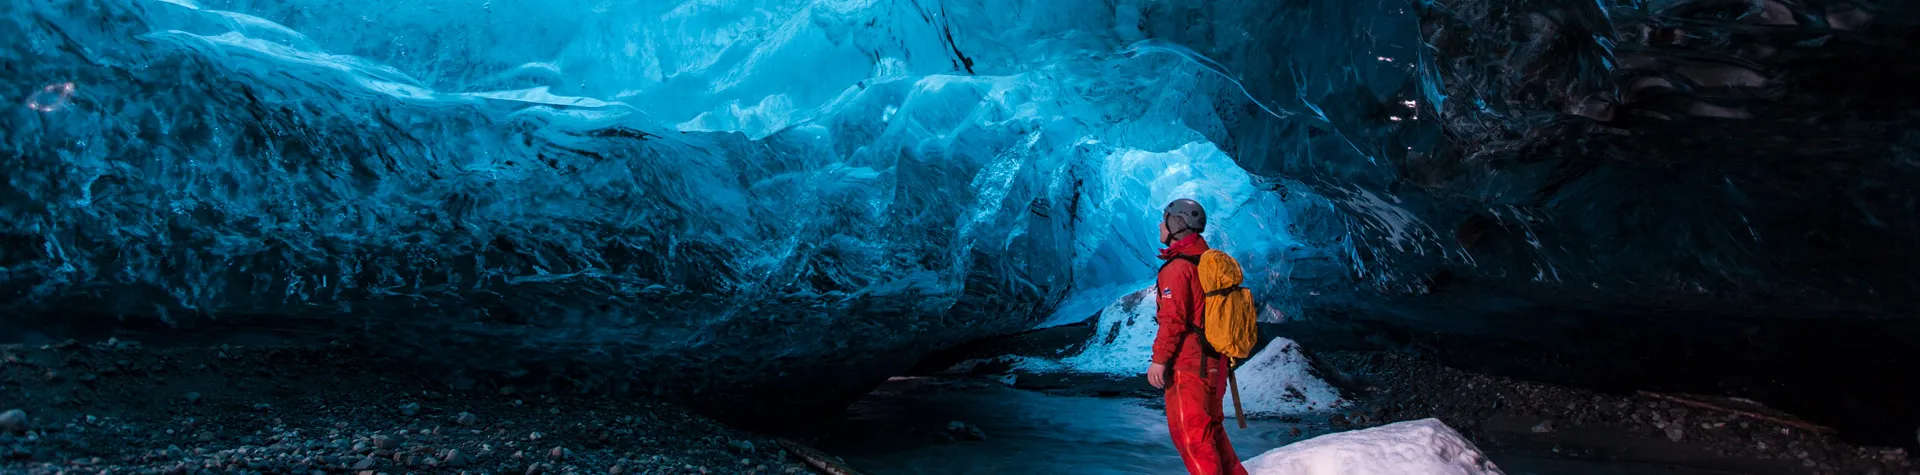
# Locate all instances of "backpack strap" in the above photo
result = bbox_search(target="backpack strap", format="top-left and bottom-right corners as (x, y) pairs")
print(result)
(1204, 284), (1244, 297)
(1159, 252), (1220, 373)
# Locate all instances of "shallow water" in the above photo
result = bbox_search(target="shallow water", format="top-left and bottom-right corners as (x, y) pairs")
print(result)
(816, 377), (1308, 475)
(817, 377), (1796, 475)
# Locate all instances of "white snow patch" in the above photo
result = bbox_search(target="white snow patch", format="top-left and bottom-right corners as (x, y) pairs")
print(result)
(1244, 418), (1506, 475)
(1019, 290), (1343, 416)
(1229, 339), (1345, 415)
(1015, 287), (1161, 376)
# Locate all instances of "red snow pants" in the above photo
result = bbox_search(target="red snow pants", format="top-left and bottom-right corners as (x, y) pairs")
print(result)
(1165, 364), (1248, 475)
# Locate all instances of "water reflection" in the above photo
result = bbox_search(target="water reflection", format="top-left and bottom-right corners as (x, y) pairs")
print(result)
(816, 377), (1309, 475)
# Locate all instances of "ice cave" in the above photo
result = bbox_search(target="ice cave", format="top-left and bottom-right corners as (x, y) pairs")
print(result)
(1, 0), (1917, 473)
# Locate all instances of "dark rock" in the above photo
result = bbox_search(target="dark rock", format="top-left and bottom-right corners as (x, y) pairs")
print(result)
(0, 410), (25, 432)
(945, 421), (986, 441)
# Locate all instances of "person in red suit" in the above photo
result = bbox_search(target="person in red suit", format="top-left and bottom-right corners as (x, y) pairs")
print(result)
(1147, 199), (1248, 475)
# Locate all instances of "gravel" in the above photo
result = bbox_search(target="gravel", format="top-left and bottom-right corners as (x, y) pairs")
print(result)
(0, 340), (819, 475)
(1317, 351), (1916, 475)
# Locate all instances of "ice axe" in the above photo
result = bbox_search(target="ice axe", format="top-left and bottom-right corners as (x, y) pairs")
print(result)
(1228, 357), (1247, 429)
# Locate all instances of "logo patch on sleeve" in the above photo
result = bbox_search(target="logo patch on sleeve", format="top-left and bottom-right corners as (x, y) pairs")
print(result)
(1160, 287), (1173, 299)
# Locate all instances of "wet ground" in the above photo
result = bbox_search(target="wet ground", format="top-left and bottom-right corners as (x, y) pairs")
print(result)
(813, 377), (1306, 475)
(840, 317), (1919, 475)
(0, 339), (814, 475)
(1324, 350), (1915, 475)
(810, 376), (1848, 475)
(1, 332), (1913, 475)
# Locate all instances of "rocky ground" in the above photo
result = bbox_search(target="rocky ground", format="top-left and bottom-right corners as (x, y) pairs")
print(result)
(5, 329), (1913, 475)
(931, 322), (1917, 475)
(0, 339), (820, 475)
(1314, 350), (1917, 475)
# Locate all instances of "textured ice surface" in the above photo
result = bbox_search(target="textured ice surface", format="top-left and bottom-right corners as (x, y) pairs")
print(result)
(0, 0), (1304, 416)
(1244, 418), (1505, 475)
(1037, 141), (1295, 329)
(4, 0), (1919, 436)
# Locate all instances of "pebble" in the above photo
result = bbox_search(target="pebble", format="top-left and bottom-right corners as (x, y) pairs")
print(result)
(372, 435), (399, 450)
(1665, 425), (1685, 442)
(1, 409), (27, 432)
(399, 403), (420, 417)
(456, 412), (478, 426)
(727, 439), (755, 453)
(947, 421), (987, 441)
(1530, 420), (1554, 433)
(184, 392), (202, 405)
(352, 456), (376, 470)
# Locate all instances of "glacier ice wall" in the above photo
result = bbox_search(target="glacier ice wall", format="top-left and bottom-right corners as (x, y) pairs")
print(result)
(1149, 0), (1920, 446)
(0, 0), (1311, 418)
(4, 0), (1919, 442)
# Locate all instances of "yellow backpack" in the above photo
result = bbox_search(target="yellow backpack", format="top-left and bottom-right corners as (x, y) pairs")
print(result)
(1195, 249), (1259, 360)
(1192, 249), (1259, 428)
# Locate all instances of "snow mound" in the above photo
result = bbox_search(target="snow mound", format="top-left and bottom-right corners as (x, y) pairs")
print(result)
(1013, 287), (1162, 376)
(1229, 339), (1344, 415)
(1014, 287), (1343, 415)
(1244, 418), (1506, 475)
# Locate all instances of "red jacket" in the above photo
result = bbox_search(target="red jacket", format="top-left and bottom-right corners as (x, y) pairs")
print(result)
(1152, 233), (1211, 373)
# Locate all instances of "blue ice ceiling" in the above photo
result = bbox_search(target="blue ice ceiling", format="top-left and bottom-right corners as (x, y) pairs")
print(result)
(6, 0), (1918, 438)
(1, 0), (1407, 411)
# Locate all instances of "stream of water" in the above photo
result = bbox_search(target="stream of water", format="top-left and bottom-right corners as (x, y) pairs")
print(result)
(815, 377), (1303, 474)
(814, 377), (1790, 475)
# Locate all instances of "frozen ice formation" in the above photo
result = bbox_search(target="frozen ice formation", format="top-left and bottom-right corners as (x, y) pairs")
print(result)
(0, 0), (1314, 419)
(2, 0), (1917, 438)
